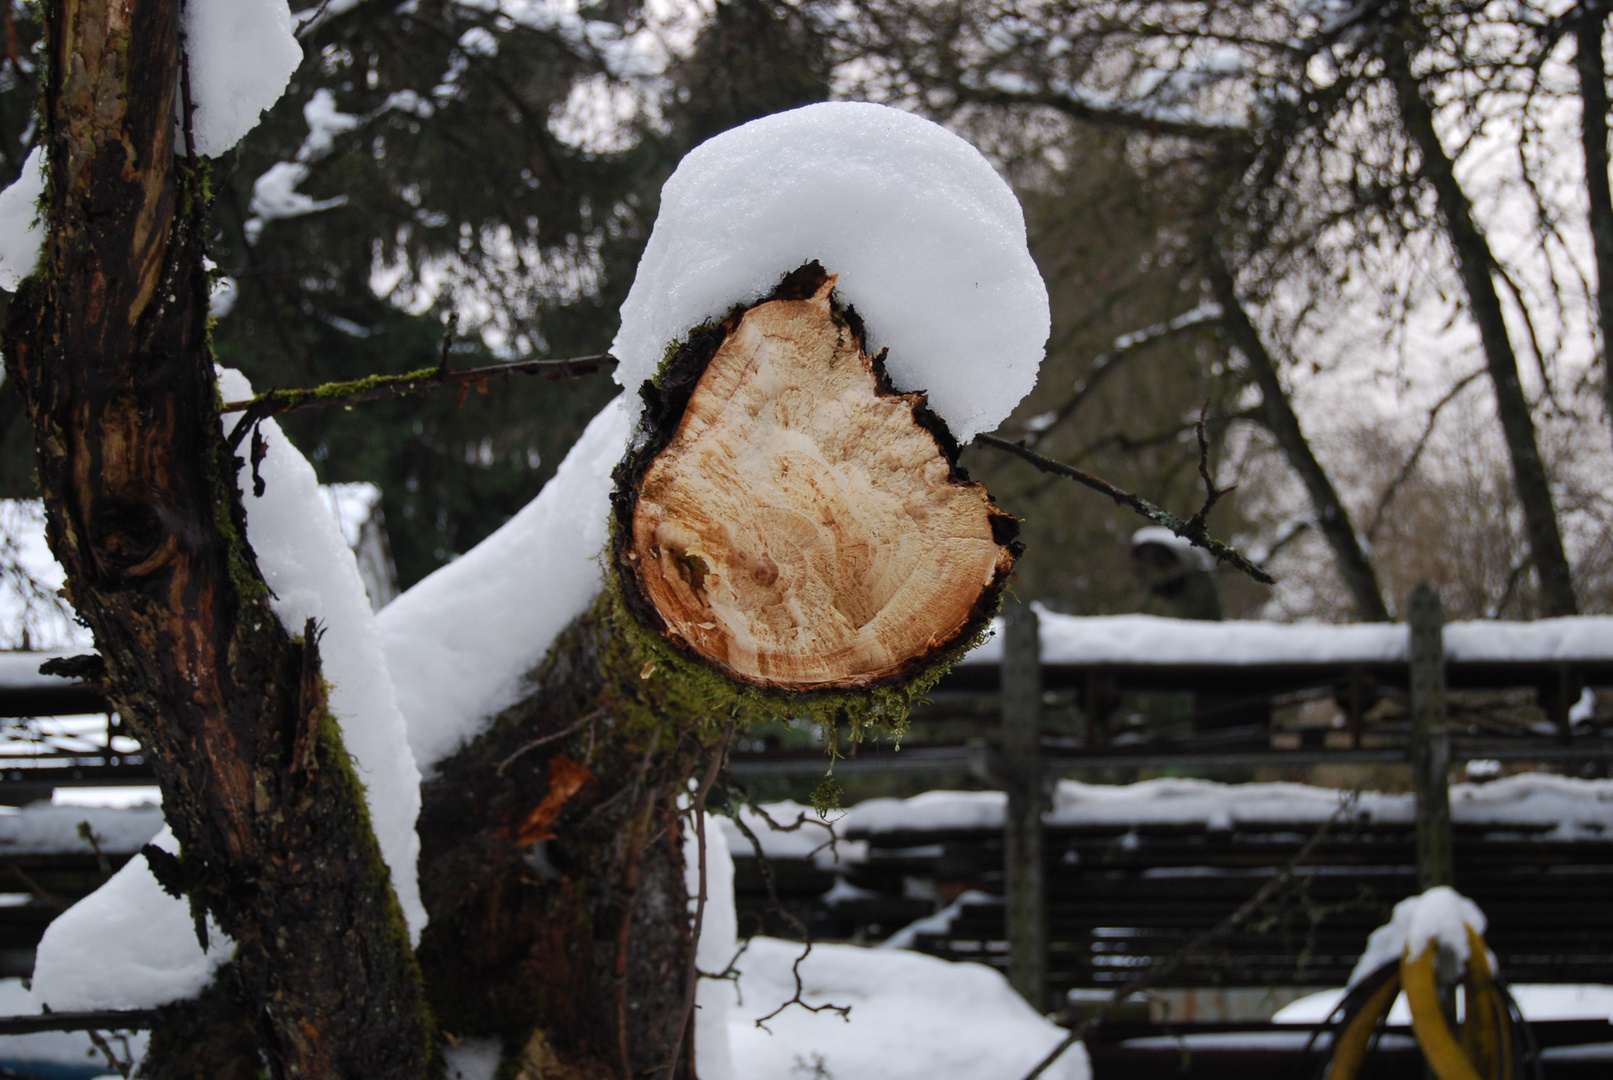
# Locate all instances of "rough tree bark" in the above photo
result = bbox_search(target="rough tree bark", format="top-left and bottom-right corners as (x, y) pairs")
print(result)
(411, 262), (1022, 1078)
(1384, 23), (1579, 617)
(1206, 258), (1391, 622)
(1, 1), (431, 1077)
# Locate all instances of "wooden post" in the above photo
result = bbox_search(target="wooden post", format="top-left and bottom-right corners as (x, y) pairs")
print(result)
(1002, 601), (1047, 1010)
(1346, 665), (1367, 749)
(1408, 584), (1453, 890)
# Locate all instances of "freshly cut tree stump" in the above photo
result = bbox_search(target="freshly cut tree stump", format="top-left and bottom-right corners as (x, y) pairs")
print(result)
(615, 264), (1019, 690)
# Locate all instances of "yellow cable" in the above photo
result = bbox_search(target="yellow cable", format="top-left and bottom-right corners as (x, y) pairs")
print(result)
(1323, 967), (1402, 1080)
(1404, 942), (1485, 1080)
(1463, 926), (1512, 1080)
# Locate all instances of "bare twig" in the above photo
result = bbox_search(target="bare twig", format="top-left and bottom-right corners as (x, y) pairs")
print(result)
(1186, 400), (1233, 532)
(726, 807), (851, 1031)
(974, 433), (1275, 585)
(1016, 794), (1358, 1080)
(294, 0), (336, 36)
(221, 351), (617, 451)
(495, 707), (606, 777)
(4, 859), (66, 911)
(1365, 368), (1486, 542)
(77, 821), (111, 877)
(87, 1029), (133, 1077)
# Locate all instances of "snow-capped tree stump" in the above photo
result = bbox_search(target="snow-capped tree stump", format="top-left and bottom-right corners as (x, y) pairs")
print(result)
(613, 262), (1018, 694)
(408, 264), (1021, 1078)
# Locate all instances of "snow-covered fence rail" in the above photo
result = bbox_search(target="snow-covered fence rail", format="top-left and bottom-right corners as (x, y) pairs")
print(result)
(729, 776), (1613, 995)
(724, 611), (1613, 776)
(10, 608), (1613, 802)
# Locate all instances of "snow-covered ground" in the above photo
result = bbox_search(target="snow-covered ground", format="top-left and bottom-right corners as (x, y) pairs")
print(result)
(723, 937), (1087, 1080)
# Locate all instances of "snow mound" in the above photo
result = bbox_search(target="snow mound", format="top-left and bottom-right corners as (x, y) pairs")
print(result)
(31, 827), (229, 1010)
(0, 146), (44, 291)
(611, 102), (1050, 444)
(443, 1038), (501, 1080)
(380, 394), (633, 769)
(725, 937), (1088, 1080)
(184, 0), (304, 157)
(1347, 886), (1488, 987)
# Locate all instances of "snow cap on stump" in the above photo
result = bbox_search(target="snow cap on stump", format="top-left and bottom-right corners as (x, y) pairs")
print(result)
(611, 101), (1051, 444)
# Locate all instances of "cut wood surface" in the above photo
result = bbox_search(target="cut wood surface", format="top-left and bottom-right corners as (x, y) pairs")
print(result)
(622, 271), (1016, 690)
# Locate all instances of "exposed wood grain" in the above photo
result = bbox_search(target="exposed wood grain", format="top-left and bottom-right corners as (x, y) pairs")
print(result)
(625, 274), (1016, 690)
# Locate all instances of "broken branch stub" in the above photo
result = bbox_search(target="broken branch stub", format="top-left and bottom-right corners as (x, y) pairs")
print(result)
(614, 264), (1019, 691)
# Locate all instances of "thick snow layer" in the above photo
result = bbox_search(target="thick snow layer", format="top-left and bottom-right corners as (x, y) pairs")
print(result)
(0, 146), (44, 291)
(183, 0), (303, 158)
(31, 826), (230, 1010)
(0, 978), (147, 1068)
(0, 803), (163, 856)
(1276, 983), (1613, 1026)
(380, 395), (632, 769)
(725, 937), (1088, 1080)
(962, 610), (1613, 666)
(831, 775), (1613, 842)
(1347, 887), (1488, 987)
(611, 102), (1050, 444)
(218, 369), (423, 939)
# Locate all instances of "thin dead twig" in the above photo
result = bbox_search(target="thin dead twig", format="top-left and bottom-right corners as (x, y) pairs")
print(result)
(726, 805), (851, 1031)
(496, 707), (606, 776)
(974, 432), (1274, 585)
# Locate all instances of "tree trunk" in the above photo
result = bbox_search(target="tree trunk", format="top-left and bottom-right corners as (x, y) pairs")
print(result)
(412, 262), (1022, 1077)
(1384, 26), (1579, 617)
(416, 609), (708, 1080)
(2, 2), (431, 1077)
(1206, 258), (1391, 622)
(1575, 12), (1613, 454)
